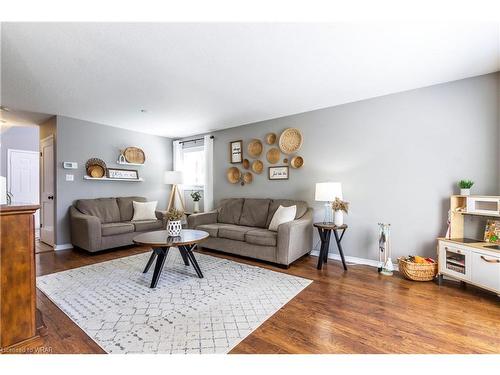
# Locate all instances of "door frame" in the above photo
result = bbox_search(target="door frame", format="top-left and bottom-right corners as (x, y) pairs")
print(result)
(40, 134), (56, 247)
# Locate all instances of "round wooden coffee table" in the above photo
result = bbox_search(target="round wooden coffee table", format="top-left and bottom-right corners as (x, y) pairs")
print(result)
(133, 229), (209, 288)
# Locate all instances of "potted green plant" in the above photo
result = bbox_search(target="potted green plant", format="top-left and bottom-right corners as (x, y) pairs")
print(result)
(190, 191), (202, 213)
(166, 208), (184, 236)
(458, 180), (474, 196)
(331, 197), (349, 226)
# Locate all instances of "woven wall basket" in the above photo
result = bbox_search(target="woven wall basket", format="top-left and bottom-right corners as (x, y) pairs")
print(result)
(247, 139), (263, 158)
(266, 148), (281, 164)
(124, 147), (146, 164)
(251, 160), (264, 174)
(279, 128), (303, 154)
(227, 167), (241, 184)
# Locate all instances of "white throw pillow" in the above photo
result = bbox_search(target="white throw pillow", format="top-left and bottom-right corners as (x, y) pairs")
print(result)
(131, 201), (158, 221)
(268, 205), (297, 231)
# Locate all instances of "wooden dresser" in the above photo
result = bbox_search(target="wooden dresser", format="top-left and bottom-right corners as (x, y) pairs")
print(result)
(0, 204), (43, 352)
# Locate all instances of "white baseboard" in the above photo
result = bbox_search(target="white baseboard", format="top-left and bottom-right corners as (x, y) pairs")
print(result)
(54, 243), (73, 251)
(310, 250), (399, 271)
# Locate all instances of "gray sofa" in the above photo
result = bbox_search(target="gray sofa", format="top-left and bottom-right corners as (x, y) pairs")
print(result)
(187, 198), (313, 267)
(70, 196), (165, 252)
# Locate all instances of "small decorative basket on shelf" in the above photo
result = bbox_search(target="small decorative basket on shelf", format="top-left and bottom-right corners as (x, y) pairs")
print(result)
(398, 256), (438, 281)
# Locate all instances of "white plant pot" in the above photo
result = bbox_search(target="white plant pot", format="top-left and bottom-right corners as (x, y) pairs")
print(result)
(460, 188), (471, 196)
(167, 220), (182, 236)
(193, 201), (200, 213)
(334, 211), (344, 226)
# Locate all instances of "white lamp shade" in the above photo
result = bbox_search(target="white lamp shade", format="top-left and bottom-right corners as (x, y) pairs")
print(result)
(315, 182), (342, 202)
(163, 171), (183, 185)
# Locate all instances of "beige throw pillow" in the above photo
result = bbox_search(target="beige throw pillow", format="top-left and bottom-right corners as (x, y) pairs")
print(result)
(132, 201), (158, 221)
(268, 205), (297, 231)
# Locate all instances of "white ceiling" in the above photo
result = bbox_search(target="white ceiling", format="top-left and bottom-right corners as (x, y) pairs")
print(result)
(1, 22), (499, 138)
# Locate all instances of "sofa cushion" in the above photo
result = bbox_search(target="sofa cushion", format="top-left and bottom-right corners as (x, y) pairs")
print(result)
(239, 198), (271, 228)
(101, 222), (135, 236)
(218, 198), (244, 225)
(266, 199), (308, 227)
(133, 219), (164, 232)
(218, 224), (254, 241)
(117, 196), (147, 221)
(245, 228), (277, 247)
(76, 198), (121, 224)
(196, 223), (220, 238)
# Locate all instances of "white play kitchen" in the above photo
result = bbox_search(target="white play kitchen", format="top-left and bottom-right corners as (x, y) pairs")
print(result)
(438, 195), (500, 296)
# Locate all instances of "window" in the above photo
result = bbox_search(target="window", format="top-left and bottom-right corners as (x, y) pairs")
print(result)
(182, 146), (205, 188)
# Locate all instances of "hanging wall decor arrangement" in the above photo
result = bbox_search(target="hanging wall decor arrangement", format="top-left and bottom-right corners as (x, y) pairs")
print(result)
(247, 139), (263, 158)
(229, 140), (243, 163)
(279, 128), (303, 154)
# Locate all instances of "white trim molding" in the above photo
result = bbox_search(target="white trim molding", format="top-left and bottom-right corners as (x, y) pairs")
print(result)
(310, 250), (399, 271)
(54, 243), (73, 251)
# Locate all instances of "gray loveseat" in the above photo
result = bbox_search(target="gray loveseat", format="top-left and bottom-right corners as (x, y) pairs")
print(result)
(70, 196), (165, 252)
(187, 198), (313, 267)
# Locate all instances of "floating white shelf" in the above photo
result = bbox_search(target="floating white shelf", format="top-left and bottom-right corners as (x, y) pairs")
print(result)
(116, 160), (144, 166)
(84, 176), (144, 182)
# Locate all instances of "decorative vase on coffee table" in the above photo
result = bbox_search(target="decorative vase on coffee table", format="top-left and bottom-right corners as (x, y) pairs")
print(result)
(167, 220), (182, 236)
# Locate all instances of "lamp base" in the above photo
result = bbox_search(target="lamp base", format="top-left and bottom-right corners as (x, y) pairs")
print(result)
(323, 203), (333, 224)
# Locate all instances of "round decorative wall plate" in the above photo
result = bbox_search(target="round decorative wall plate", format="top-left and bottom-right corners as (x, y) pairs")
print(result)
(251, 160), (264, 174)
(124, 147), (146, 164)
(85, 158), (107, 178)
(266, 148), (280, 164)
(227, 167), (241, 184)
(242, 159), (250, 169)
(290, 156), (304, 169)
(243, 172), (253, 184)
(279, 128), (303, 154)
(266, 133), (277, 145)
(247, 139), (263, 158)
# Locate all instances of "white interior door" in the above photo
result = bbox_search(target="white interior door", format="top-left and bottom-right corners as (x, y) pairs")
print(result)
(40, 136), (55, 246)
(7, 149), (40, 229)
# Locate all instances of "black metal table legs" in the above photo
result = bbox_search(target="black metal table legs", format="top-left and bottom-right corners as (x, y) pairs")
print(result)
(143, 244), (203, 288)
(316, 227), (348, 271)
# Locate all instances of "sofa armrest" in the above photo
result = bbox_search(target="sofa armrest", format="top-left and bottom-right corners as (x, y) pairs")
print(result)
(69, 206), (102, 251)
(277, 208), (314, 265)
(187, 210), (219, 229)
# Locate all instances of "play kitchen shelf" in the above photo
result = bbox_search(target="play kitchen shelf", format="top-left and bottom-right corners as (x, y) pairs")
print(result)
(437, 195), (500, 295)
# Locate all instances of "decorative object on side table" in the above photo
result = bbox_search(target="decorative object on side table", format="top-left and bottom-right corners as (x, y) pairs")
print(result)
(166, 208), (184, 236)
(229, 140), (243, 163)
(164, 171), (185, 211)
(313, 222), (348, 271)
(458, 179), (474, 195)
(107, 168), (139, 180)
(190, 191), (202, 213)
(331, 197), (349, 226)
(378, 223), (393, 276)
(268, 166), (289, 180)
(315, 182), (342, 223)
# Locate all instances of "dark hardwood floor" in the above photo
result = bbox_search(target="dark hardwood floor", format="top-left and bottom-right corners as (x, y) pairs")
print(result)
(30, 246), (500, 354)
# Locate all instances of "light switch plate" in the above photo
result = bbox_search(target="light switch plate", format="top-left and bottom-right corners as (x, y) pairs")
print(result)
(65, 174), (74, 181)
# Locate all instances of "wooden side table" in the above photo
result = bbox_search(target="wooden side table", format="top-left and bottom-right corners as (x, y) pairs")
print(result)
(313, 223), (348, 270)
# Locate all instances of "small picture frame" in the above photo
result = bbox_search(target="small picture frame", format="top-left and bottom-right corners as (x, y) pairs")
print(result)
(107, 168), (139, 180)
(229, 140), (243, 164)
(268, 166), (289, 180)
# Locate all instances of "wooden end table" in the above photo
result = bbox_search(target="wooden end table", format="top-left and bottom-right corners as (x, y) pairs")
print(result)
(313, 223), (348, 270)
(133, 229), (209, 288)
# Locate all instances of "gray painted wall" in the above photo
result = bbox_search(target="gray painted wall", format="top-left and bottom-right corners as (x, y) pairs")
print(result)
(0, 125), (39, 177)
(211, 73), (500, 260)
(56, 116), (173, 245)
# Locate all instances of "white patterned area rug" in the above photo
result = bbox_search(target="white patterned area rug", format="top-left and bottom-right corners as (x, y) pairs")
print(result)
(37, 251), (311, 354)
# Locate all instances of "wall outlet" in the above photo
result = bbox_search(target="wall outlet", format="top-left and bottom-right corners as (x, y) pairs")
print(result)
(65, 174), (74, 182)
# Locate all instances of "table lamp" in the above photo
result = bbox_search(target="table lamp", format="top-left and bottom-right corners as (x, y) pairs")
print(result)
(315, 182), (342, 223)
(164, 171), (185, 211)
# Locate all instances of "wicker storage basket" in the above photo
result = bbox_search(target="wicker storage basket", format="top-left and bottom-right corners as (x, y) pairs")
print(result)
(398, 257), (438, 281)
